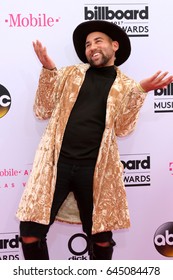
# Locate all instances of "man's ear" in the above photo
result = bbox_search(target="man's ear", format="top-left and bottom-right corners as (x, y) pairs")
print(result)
(112, 41), (119, 52)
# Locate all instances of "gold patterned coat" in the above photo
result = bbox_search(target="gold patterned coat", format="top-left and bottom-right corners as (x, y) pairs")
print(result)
(16, 63), (147, 234)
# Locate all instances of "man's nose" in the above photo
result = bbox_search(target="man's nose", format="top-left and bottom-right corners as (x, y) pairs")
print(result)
(89, 43), (97, 51)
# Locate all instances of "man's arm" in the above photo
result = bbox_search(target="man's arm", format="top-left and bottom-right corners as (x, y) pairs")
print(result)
(139, 70), (173, 92)
(33, 40), (56, 70)
(115, 70), (173, 137)
(33, 40), (58, 119)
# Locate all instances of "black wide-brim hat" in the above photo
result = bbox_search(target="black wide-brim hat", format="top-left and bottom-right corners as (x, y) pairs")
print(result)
(73, 20), (131, 66)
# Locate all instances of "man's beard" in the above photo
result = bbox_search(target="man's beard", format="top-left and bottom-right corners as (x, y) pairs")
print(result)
(88, 52), (113, 68)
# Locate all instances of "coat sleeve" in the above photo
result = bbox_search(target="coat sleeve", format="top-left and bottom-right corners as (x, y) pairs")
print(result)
(33, 66), (72, 120)
(115, 71), (148, 137)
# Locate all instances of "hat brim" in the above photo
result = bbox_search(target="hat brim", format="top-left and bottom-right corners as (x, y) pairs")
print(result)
(73, 20), (131, 66)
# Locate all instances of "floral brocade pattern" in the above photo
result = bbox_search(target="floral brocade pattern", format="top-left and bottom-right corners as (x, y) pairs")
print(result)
(16, 64), (147, 234)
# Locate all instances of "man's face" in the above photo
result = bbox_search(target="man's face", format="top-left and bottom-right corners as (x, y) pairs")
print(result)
(85, 31), (119, 67)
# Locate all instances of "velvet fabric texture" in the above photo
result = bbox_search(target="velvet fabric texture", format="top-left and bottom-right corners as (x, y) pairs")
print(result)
(16, 64), (147, 235)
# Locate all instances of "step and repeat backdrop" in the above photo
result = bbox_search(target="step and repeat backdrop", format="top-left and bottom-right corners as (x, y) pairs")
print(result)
(0, 0), (173, 260)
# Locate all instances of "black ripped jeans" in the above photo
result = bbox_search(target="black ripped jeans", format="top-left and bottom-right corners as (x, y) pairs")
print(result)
(20, 157), (113, 244)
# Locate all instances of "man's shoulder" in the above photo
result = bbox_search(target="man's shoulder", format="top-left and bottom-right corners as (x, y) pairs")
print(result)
(60, 63), (90, 73)
(74, 63), (90, 72)
(62, 63), (89, 69)
(116, 67), (135, 82)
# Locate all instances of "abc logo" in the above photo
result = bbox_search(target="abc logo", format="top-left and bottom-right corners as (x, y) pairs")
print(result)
(154, 222), (173, 257)
(0, 84), (11, 118)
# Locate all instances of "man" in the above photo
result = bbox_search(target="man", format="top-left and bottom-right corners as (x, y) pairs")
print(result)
(16, 20), (173, 260)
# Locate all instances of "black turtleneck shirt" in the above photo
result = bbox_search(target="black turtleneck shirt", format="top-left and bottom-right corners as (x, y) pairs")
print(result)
(60, 66), (117, 162)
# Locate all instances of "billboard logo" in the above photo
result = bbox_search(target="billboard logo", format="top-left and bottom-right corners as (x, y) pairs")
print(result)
(154, 222), (173, 257)
(0, 233), (19, 260)
(154, 83), (173, 113)
(0, 84), (11, 118)
(84, 4), (149, 37)
(121, 153), (151, 187)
